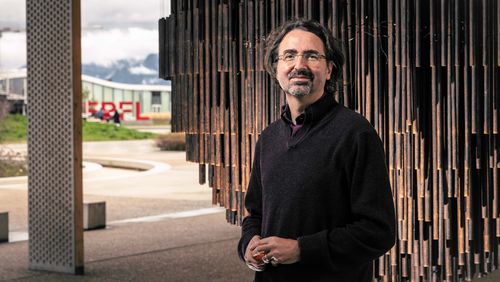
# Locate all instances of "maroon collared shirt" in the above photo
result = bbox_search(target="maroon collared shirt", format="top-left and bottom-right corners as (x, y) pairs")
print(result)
(281, 105), (305, 136)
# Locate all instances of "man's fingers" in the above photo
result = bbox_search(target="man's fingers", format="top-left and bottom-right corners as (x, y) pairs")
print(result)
(257, 236), (278, 244)
(252, 251), (266, 261)
(254, 246), (270, 255)
(252, 236), (280, 257)
(254, 241), (275, 253)
(248, 241), (258, 251)
(245, 255), (260, 264)
(245, 248), (262, 264)
(247, 235), (261, 251)
(256, 237), (277, 248)
(252, 237), (300, 265)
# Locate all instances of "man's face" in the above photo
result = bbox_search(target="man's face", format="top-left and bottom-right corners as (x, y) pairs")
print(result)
(276, 29), (333, 100)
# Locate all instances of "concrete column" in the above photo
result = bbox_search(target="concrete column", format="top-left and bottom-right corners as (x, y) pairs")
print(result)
(26, 0), (83, 274)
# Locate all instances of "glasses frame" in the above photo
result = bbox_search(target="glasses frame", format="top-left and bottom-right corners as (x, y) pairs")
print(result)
(277, 52), (327, 65)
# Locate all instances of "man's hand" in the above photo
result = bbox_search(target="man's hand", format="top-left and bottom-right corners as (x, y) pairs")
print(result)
(244, 235), (265, 271)
(255, 236), (301, 265)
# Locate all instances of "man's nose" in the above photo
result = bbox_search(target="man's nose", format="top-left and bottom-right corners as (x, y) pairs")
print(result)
(293, 55), (309, 69)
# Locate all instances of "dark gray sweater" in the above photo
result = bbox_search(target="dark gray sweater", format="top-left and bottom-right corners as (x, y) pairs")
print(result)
(238, 93), (396, 282)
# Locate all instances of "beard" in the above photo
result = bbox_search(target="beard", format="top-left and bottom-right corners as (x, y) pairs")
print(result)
(288, 81), (312, 97)
(285, 69), (314, 97)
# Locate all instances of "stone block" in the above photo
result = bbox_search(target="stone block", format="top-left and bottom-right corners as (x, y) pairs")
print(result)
(0, 212), (8, 243)
(84, 202), (106, 230)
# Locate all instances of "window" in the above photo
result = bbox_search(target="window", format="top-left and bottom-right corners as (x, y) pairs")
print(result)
(152, 91), (161, 105)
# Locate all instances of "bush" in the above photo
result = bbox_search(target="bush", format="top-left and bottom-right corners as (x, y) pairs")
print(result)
(0, 109), (30, 177)
(0, 101), (11, 143)
(0, 147), (27, 177)
(155, 132), (186, 151)
(0, 114), (27, 143)
(0, 160), (27, 177)
(142, 112), (171, 125)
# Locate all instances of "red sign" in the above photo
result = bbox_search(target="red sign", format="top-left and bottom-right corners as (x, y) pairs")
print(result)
(84, 101), (150, 121)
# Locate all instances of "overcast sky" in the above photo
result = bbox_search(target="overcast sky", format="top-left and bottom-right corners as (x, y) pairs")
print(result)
(0, 0), (171, 69)
(0, 0), (170, 29)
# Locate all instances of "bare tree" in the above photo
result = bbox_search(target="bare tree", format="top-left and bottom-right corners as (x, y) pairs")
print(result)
(0, 99), (9, 120)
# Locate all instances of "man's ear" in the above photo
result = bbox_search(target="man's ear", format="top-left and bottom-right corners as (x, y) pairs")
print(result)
(326, 61), (334, 80)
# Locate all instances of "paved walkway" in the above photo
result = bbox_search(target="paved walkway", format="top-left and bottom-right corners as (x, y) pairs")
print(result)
(0, 140), (254, 281)
(0, 140), (498, 281)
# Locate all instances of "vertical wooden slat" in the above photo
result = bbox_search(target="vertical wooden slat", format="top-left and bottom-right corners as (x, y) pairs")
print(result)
(162, 0), (499, 280)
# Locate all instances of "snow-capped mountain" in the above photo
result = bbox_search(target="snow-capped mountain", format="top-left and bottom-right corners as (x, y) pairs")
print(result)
(82, 53), (171, 86)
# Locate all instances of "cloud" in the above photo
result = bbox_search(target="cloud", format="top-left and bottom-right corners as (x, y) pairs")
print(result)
(129, 65), (156, 75)
(0, 32), (26, 69)
(82, 0), (170, 28)
(82, 28), (158, 66)
(0, 0), (26, 23)
(0, 0), (170, 29)
(0, 28), (158, 69)
(0, 1), (167, 69)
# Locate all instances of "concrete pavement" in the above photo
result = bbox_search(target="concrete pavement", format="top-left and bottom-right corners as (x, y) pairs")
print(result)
(0, 140), (254, 281)
(0, 140), (498, 281)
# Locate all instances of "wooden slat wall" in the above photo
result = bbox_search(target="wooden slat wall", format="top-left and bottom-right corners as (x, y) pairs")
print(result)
(160, 0), (499, 280)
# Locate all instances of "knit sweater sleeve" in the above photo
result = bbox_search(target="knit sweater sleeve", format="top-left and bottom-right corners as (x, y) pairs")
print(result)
(297, 130), (396, 271)
(237, 139), (263, 261)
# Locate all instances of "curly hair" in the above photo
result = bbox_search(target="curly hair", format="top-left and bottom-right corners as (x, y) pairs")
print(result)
(264, 19), (344, 94)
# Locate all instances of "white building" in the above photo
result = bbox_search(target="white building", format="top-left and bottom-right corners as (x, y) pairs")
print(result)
(0, 69), (171, 121)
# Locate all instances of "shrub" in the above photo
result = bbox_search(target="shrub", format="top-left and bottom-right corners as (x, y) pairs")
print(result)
(0, 101), (27, 176)
(0, 147), (27, 177)
(0, 114), (28, 143)
(155, 132), (186, 151)
(0, 160), (27, 177)
(0, 100), (11, 143)
(142, 112), (171, 125)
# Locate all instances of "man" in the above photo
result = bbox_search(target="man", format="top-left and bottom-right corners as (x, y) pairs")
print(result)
(237, 19), (396, 281)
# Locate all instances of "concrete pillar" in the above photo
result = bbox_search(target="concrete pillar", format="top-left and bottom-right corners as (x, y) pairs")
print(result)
(26, 0), (83, 274)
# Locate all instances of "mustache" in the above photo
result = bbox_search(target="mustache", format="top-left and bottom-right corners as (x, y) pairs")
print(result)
(288, 69), (314, 80)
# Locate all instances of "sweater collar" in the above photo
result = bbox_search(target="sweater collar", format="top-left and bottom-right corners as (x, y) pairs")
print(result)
(281, 93), (338, 126)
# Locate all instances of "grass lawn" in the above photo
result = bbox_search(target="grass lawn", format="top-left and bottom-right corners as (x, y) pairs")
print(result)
(0, 114), (155, 143)
(83, 121), (155, 141)
(0, 114), (27, 143)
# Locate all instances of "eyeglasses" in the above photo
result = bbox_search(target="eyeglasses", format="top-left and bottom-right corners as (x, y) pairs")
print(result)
(277, 52), (327, 66)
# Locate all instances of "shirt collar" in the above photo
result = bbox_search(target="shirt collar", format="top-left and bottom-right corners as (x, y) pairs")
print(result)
(280, 93), (338, 126)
